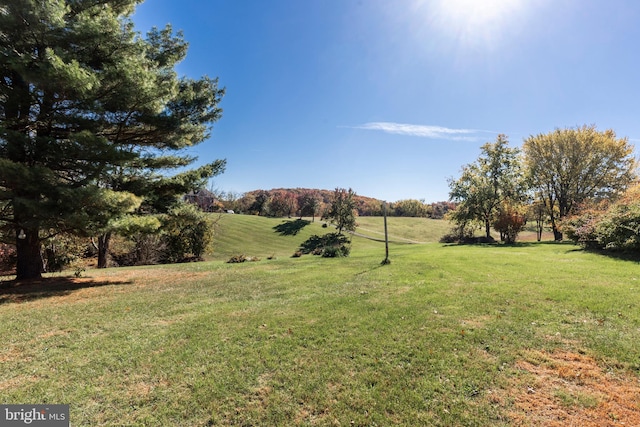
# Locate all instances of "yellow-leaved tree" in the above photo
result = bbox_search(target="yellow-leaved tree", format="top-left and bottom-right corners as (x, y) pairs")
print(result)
(523, 125), (637, 240)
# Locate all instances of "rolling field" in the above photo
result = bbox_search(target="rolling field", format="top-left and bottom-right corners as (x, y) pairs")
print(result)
(1, 216), (639, 426)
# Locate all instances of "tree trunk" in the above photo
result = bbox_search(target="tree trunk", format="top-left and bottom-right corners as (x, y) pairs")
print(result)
(97, 232), (112, 269)
(536, 220), (543, 241)
(15, 227), (43, 281)
(553, 227), (563, 241)
(485, 219), (491, 238)
(550, 215), (563, 240)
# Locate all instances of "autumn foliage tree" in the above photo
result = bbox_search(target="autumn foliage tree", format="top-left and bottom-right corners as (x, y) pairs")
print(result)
(523, 125), (636, 240)
(493, 202), (527, 244)
(391, 199), (431, 217)
(448, 134), (526, 239)
(297, 189), (322, 221)
(266, 190), (297, 217)
(563, 183), (640, 251)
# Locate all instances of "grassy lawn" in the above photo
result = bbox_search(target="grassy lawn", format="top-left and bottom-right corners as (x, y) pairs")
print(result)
(351, 216), (452, 243)
(1, 216), (639, 425)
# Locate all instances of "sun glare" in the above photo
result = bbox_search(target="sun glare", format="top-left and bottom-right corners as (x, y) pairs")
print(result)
(426, 0), (525, 50)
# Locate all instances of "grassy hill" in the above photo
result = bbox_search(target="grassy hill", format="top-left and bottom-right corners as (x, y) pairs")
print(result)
(208, 214), (550, 262)
(210, 214), (452, 261)
(355, 216), (452, 243)
(1, 217), (639, 426)
(210, 214), (330, 261)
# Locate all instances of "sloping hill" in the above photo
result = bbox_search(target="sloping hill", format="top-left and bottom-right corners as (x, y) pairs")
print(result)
(209, 214), (451, 260)
(210, 215), (329, 260)
(355, 216), (452, 243)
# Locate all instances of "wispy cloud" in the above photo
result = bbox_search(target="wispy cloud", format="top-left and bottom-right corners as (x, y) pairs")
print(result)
(350, 122), (493, 141)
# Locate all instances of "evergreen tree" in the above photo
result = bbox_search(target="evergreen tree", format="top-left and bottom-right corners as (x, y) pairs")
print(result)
(0, 0), (225, 279)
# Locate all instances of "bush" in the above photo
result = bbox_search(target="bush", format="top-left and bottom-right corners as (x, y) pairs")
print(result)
(227, 254), (247, 263)
(161, 203), (215, 263)
(321, 244), (351, 258)
(0, 244), (16, 274)
(563, 186), (640, 251)
(110, 233), (166, 266)
(493, 204), (527, 244)
(298, 232), (351, 258)
(42, 233), (88, 273)
(439, 224), (476, 244)
(563, 210), (603, 249)
(595, 202), (640, 250)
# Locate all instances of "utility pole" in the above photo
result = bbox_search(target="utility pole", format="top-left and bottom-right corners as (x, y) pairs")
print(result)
(381, 201), (390, 265)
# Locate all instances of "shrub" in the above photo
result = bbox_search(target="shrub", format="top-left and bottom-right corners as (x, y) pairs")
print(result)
(439, 224), (476, 244)
(0, 244), (16, 274)
(299, 234), (326, 254)
(563, 186), (640, 251)
(563, 210), (603, 249)
(493, 204), (527, 244)
(595, 202), (640, 250)
(42, 233), (88, 273)
(161, 203), (214, 263)
(227, 254), (247, 263)
(322, 243), (350, 258)
(110, 233), (166, 266)
(298, 232), (351, 257)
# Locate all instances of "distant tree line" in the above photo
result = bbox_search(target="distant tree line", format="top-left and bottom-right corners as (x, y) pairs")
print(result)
(212, 188), (456, 219)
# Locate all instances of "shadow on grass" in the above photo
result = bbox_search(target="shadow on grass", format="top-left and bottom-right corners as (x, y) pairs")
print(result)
(581, 248), (640, 263)
(273, 219), (311, 236)
(441, 240), (640, 262)
(441, 240), (575, 248)
(0, 277), (131, 305)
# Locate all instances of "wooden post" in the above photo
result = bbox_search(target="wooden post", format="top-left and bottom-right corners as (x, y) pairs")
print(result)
(381, 201), (390, 265)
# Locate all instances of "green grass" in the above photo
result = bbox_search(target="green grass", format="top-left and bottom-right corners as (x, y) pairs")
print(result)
(354, 216), (452, 243)
(1, 216), (639, 426)
(210, 214), (332, 261)
(209, 214), (445, 261)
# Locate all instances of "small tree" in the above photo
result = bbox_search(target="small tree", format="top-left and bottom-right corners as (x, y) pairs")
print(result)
(297, 189), (322, 221)
(267, 190), (297, 217)
(93, 163), (224, 268)
(448, 135), (526, 239)
(161, 203), (215, 263)
(324, 188), (358, 234)
(95, 214), (162, 267)
(493, 202), (527, 244)
(528, 199), (547, 241)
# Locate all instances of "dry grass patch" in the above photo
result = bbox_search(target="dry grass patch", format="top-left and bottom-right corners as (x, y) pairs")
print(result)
(501, 350), (640, 426)
(0, 269), (212, 305)
(0, 345), (27, 364)
(0, 375), (39, 392)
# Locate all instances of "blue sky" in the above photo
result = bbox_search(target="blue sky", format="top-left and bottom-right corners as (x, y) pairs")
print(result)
(133, 0), (640, 203)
